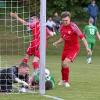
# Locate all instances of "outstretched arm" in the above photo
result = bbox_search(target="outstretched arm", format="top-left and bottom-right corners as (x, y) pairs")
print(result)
(96, 32), (100, 40)
(82, 37), (92, 55)
(15, 78), (29, 87)
(46, 27), (56, 39)
(10, 12), (27, 25)
(53, 37), (64, 47)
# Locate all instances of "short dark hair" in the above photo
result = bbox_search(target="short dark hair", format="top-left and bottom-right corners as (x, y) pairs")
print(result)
(45, 80), (53, 90)
(19, 62), (29, 68)
(61, 11), (71, 18)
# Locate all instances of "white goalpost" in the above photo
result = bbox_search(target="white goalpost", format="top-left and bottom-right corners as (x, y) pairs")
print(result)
(39, 0), (46, 95)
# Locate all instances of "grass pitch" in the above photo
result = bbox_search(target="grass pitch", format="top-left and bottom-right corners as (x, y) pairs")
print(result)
(0, 55), (100, 100)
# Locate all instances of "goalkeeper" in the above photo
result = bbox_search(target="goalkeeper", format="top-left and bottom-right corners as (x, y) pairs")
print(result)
(0, 62), (30, 92)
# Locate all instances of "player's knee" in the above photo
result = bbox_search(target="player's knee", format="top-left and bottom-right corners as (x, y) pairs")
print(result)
(62, 58), (70, 68)
(62, 60), (68, 67)
(33, 56), (39, 62)
(25, 54), (29, 58)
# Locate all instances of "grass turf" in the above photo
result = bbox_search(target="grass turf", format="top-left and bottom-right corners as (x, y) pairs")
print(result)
(0, 55), (100, 100)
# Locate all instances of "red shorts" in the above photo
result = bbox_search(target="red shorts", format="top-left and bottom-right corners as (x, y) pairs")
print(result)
(26, 41), (40, 57)
(62, 48), (79, 61)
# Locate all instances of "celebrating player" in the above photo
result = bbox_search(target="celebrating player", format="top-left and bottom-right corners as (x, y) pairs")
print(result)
(0, 62), (29, 92)
(53, 11), (92, 87)
(83, 17), (100, 64)
(10, 12), (55, 75)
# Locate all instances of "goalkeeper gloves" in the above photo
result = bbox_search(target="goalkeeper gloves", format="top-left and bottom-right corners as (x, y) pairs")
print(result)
(15, 78), (29, 87)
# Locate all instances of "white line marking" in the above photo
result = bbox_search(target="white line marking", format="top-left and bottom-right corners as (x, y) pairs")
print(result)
(0, 92), (64, 100)
(43, 94), (64, 100)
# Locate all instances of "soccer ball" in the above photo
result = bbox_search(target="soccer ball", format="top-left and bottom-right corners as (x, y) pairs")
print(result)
(45, 68), (50, 78)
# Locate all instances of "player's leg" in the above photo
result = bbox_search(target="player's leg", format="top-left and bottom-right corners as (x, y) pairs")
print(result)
(22, 41), (34, 63)
(60, 57), (71, 87)
(58, 51), (71, 87)
(59, 49), (79, 87)
(29, 49), (40, 85)
(32, 56), (39, 72)
(87, 43), (93, 64)
(29, 56), (39, 86)
(32, 48), (40, 71)
(22, 54), (30, 63)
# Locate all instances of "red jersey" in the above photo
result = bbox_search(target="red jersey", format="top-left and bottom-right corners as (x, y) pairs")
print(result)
(28, 21), (52, 48)
(32, 22), (40, 48)
(60, 22), (84, 51)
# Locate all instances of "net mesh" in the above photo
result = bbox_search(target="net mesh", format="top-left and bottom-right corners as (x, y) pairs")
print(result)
(0, 0), (40, 93)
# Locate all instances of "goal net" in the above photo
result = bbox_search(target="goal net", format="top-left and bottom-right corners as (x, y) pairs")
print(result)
(0, 0), (46, 94)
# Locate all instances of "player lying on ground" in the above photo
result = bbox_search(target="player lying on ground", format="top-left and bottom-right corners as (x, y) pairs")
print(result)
(18, 68), (55, 92)
(10, 12), (55, 76)
(0, 62), (29, 92)
(83, 17), (100, 64)
(29, 68), (55, 90)
(53, 11), (92, 88)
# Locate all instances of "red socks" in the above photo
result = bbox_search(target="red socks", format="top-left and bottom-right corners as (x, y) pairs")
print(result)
(61, 67), (69, 82)
(22, 58), (39, 71)
(32, 62), (39, 70)
(22, 58), (28, 63)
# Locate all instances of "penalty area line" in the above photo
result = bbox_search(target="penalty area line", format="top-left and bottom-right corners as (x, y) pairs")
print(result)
(43, 94), (64, 100)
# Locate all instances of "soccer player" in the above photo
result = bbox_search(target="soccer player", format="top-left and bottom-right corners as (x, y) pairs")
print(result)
(53, 11), (92, 87)
(83, 17), (100, 64)
(0, 62), (29, 92)
(29, 68), (55, 90)
(10, 12), (54, 75)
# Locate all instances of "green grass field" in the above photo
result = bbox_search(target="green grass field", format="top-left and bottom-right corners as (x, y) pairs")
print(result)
(0, 35), (100, 100)
(0, 23), (100, 100)
(0, 55), (100, 100)
(0, 6), (100, 99)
